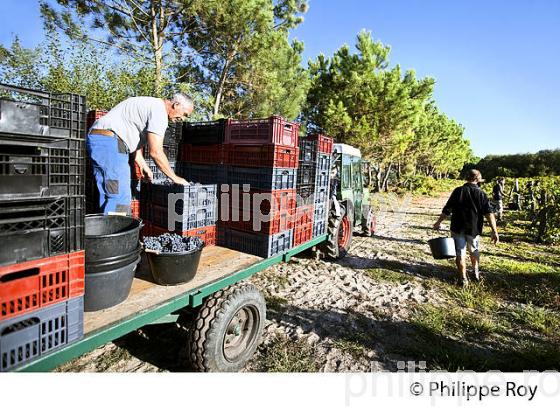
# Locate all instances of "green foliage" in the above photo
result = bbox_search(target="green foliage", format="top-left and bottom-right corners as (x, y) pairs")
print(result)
(303, 31), (472, 191)
(488, 176), (560, 244)
(0, 37), (43, 89)
(179, 0), (308, 119)
(405, 176), (462, 197)
(476, 150), (560, 180)
(40, 0), (194, 95)
(0, 30), (168, 110)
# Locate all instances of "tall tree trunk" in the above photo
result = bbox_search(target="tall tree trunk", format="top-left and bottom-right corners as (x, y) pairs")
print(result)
(375, 167), (383, 192)
(381, 164), (392, 192)
(151, 3), (163, 95)
(213, 57), (233, 117)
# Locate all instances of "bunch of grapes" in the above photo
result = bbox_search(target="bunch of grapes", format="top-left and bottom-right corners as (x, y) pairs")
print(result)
(144, 233), (204, 253)
(152, 179), (174, 186)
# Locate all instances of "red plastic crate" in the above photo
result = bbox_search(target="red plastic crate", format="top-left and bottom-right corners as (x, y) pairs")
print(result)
(131, 200), (140, 218)
(306, 134), (333, 154)
(86, 109), (108, 130)
(228, 144), (299, 168)
(226, 189), (296, 214)
(227, 209), (294, 235)
(293, 221), (313, 246)
(292, 205), (314, 226)
(224, 189), (297, 235)
(225, 116), (299, 148)
(0, 251), (85, 322)
(180, 144), (226, 164)
(142, 223), (216, 246)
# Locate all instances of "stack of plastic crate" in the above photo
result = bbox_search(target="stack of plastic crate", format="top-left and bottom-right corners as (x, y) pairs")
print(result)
(220, 116), (299, 258)
(176, 119), (229, 184)
(294, 138), (315, 246)
(0, 83), (86, 371)
(140, 182), (218, 246)
(301, 134), (333, 238)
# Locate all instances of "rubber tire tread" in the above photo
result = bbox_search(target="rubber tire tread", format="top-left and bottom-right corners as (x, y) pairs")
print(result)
(188, 282), (265, 372)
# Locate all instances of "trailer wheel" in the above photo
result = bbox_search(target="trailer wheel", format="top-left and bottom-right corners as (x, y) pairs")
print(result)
(188, 282), (266, 372)
(321, 204), (353, 260)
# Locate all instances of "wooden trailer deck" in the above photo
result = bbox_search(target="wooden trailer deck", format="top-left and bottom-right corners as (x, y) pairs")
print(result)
(84, 246), (261, 334)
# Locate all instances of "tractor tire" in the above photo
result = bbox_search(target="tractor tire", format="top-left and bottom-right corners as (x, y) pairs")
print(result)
(321, 204), (353, 260)
(188, 282), (266, 372)
(361, 206), (376, 237)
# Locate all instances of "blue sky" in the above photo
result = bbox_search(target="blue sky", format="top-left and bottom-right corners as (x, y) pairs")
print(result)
(1, 0), (559, 157)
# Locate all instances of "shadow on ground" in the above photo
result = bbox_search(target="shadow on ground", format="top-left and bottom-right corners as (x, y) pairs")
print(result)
(258, 303), (560, 372)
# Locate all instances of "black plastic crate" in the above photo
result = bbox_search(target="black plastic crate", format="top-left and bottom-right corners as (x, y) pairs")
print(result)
(223, 227), (293, 258)
(228, 167), (296, 190)
(163, 122), (183, 146)
(298, 138), (316, 163)
(144, 159), (175, 181)
(143, 143), (178, 162)
(176, 162), (228, 185)
(297, 163), (315, 186)
(182, 119), (228, 145)
(0, 196), (85, 267)
(0, 296), (83, 371)
(142, 182), (218, 210)
(0, 83), (86, 140)
(0, 137), (85, 200)
(144, 203), (217, 232)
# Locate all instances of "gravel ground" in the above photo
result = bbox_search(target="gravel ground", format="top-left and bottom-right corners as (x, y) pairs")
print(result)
(57, 193), (453, 372)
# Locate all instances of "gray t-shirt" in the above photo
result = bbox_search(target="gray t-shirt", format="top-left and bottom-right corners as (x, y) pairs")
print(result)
(92, 96), (168, 152)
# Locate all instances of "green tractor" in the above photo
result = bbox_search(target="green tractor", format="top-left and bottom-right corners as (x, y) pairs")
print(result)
(320, 143), (376, 259)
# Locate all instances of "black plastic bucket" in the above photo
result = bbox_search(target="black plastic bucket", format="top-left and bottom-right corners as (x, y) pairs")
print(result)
(85, 214), (142, 262)
(146, 246), (203, 286)
(428, 237), (457, 259)
(85, 246), (142, 274)
(84, 255), (141, 312)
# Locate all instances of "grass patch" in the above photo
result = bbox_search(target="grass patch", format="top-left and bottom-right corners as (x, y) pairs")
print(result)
(506, 304), (560, 337)
(256, 336), (320, 372)
(366, 268), (416, 283)
(330, 339), (367, 360)
(412, 305), (500, 338)
(446, 284), (500, 313)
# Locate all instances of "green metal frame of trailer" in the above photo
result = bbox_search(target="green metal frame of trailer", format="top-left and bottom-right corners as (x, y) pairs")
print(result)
(16, 234), (327, 372)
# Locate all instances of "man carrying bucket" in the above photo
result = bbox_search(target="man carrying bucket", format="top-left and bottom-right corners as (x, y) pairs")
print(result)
(433, 169), (499, 287)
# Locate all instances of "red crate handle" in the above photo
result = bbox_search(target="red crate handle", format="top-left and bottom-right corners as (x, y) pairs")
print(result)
(0, 267), (39, 283)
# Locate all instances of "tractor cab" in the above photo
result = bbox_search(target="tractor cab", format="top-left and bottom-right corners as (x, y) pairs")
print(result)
(320, 143), (375, 259)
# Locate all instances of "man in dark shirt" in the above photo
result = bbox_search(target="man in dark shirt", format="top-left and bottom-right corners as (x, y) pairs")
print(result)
(433, 169), (499, 287)
(492, 177), (505, 220)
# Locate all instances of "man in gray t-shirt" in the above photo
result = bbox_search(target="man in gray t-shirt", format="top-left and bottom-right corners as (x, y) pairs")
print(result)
(87, 93), (193, 214)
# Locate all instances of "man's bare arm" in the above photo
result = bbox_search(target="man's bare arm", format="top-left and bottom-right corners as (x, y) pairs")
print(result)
(133, 148), (153, 181)
(146, 132), (188, 185)
(484, 213), (500, 244)
(433, 213), (447, 230)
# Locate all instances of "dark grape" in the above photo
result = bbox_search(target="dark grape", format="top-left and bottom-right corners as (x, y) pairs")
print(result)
(144, 232), (204, 253)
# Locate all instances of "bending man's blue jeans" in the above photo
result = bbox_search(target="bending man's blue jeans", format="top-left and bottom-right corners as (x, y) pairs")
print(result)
(86, 133), (131, 214)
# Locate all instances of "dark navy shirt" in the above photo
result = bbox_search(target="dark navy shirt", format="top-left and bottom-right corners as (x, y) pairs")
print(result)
(442, 183), (492, 237)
